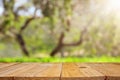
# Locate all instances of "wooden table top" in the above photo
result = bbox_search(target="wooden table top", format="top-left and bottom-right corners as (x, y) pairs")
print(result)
(0, 63), (120, 80)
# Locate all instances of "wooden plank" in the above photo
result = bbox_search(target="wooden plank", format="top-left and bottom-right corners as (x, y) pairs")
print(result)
(0, 63), (119, 80)
(61, 63), (105, 80)
(76, 63), (105, 78)
(0, 63), (16, 69)
(87, 63), (120, 80)
(0, 63), (36, 76)
(0, 63), (37, 80)
(3, 63), (62, 80)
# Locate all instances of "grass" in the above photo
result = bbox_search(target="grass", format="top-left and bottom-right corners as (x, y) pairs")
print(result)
(0, 56), (120, 62)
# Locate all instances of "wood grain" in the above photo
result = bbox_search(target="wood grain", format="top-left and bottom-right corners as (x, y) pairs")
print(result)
(0, 63), (62, 80)
(0, 63), (16, 69)
(0, 63), (37, 80)
(0, 63), (120, 80)
(61, 63), (105, 80)
(87, 63), (120, 80)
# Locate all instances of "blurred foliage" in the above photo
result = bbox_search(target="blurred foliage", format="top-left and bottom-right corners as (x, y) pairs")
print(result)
(0, 0), (120, 58)
(0, 56), (120, 62)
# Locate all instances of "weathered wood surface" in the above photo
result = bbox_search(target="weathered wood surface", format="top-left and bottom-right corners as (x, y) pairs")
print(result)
(0, 63), (119, 80)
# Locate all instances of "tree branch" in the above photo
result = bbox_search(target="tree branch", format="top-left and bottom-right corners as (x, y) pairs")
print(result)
(16, 33), (29, 56)
(63, 29), (86, 46)
(58, 32), (65, 45)
(50, 32), (65, 56)
(50, 18), (91, 56)
(19, 8), (38, 33)
(20, 17), (35, 32)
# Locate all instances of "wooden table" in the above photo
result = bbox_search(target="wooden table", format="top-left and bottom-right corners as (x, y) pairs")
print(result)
(0, 63), (120, 80)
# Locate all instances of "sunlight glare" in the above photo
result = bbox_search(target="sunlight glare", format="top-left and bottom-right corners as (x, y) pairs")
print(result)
(105, 0), (120, 14)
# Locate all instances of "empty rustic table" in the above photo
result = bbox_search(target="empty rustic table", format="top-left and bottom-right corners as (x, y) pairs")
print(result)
(0, 63), (120, 80)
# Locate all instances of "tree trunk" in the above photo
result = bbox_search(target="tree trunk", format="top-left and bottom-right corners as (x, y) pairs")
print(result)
(50, 32), (64, 56)
(50, 45), (63, 56)
(16, 34), (30, 56)
(50, 29), (86, 57)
